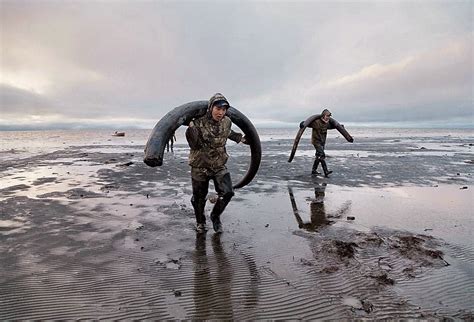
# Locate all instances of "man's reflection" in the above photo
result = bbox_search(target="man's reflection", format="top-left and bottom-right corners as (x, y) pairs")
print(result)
(288, 183), (351, 231)
(192, 233), (233, 319)
(192, 233), (260, 319)
(289, 183), (331, 231)
(193, 232), (212, 318)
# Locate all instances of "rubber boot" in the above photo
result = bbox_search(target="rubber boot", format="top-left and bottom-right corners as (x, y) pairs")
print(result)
(210, 213), (223, 233)
(311, 159), (320, 176)
(191, 196), (207, 233)
(321, 160), (333, 177)
(210, 194), (232, 233)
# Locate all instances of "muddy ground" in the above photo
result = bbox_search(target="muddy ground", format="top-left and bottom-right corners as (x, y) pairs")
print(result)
(1, 133), (473, 319)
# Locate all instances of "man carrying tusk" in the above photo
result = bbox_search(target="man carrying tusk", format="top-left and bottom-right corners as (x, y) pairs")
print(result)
(300, 108), (354, 177)
(186, 93), (248, 233)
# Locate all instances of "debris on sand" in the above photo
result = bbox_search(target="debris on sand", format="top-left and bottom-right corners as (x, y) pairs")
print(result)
(331, 240), (359, 258)
(117, 162), (134, 167)
(129, 220), (144, 230)
(299, 258), (314, 266)
(402, 266), (418, 278)
(320, 265), (339, 274)
(343, 297), (374, 314)
(392, 235), (449, 266)
(166, 259), (182, 270)
(369, 272), (395, 285)
(361, 300), (374, 313)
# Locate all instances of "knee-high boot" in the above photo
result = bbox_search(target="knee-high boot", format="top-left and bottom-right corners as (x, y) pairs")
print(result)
(211, 193), (233, 218)
(320, 160), (333, 177)
(191, 195), (207, 224)
(312, 159), (320, 175)
(210, 194), (232, 233)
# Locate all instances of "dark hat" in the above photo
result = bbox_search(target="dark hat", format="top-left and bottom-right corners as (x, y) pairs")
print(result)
(213, 99), (230, 108)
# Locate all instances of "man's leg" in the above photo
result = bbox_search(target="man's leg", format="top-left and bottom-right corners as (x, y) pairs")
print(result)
(311, 159), (320, 175)
(210, 172), (234, 233)
(312, 145), (324, 175)
(320, 160), (332, 177)
(316, 145), (332, 177)
(191, 169), (210, 233)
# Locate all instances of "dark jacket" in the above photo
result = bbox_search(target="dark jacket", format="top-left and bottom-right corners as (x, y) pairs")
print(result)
(308, 118), (330, 147)
(186, 114), (242, 169)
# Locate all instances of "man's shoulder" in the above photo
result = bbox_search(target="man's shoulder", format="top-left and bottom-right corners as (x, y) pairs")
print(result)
(223, 116), (231, 124)
(193, 115), (208, 126)
(310, 118), (322, 126)
(220, 116), (232, 129)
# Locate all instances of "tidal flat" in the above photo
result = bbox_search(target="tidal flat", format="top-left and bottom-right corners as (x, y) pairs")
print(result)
(0, 128), (473, 319)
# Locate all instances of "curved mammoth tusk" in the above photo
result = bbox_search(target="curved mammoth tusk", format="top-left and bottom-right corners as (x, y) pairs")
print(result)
(225, 107), (262, 189)
(143, 100), (261, 189)
(144, 101), (207, 167)
(288, 114), (353, 163)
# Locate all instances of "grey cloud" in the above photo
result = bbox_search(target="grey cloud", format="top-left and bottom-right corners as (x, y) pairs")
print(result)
(0, 85), (51, 114)
(1, 1), (472, 129)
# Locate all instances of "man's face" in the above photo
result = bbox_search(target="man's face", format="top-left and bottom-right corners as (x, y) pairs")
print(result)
(322, 113), (330, 123)
(211, 105), (227, 122)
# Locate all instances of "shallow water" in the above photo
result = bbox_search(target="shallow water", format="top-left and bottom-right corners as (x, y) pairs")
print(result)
(0, 127), (473, 319)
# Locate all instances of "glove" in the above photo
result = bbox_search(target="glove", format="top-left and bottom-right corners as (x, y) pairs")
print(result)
(348, 136), (354, 143)
(241, 136), (250, 145)
(299, 121), (305, 129)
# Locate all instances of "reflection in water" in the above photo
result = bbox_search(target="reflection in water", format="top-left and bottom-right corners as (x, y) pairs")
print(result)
(288, 184), (351, 231)
(193, 233), (213, 318)
(192, 233), (260, 319)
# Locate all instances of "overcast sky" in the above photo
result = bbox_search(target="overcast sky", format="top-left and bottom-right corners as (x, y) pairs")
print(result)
(1, 0), (472, 130)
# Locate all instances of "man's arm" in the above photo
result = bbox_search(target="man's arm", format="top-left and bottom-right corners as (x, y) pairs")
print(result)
(304, 120), (318, 129)
(185, 121), (203, 149)
(228, 130), (243, 144)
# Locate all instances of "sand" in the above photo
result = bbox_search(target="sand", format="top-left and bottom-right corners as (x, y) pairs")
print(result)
(0, 130), (473, 319)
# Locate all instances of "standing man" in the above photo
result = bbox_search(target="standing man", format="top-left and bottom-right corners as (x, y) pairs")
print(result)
(186, 93), (248, 233)
(301, 109), (338, 177)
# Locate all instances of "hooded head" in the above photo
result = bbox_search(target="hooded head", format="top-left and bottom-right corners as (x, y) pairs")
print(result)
(208, 93), (229, 109)
(321, 108), (332, 123)
(208, 93), (230, 121)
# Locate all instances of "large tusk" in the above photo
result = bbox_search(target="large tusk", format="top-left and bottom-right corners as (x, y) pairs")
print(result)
(144, 101), (261, 189)
(144, 101), (207, 167)
(288, 114), (353, 163)
(226, 107), (262, 189)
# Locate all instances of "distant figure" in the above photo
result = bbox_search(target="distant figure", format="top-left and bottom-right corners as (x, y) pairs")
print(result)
(299, 109), (353, 177)
(166, 132), (176, 152)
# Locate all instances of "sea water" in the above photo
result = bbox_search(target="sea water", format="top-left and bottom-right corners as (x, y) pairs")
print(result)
(0, 127), (472, 162)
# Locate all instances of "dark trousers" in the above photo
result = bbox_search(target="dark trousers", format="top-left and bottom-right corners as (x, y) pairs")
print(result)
(312, 145), (330, 175)
(191, 168), (234, 224)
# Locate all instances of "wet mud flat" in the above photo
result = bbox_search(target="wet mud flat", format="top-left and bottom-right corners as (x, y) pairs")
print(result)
(0, 133), (473, 319)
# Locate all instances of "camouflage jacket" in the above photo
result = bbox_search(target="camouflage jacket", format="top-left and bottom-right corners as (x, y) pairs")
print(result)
(309, 118), (330, 147)
(187, 115), (242, 169)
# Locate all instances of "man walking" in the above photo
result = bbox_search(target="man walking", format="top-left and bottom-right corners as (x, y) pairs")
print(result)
(186, 93), (247, 233)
